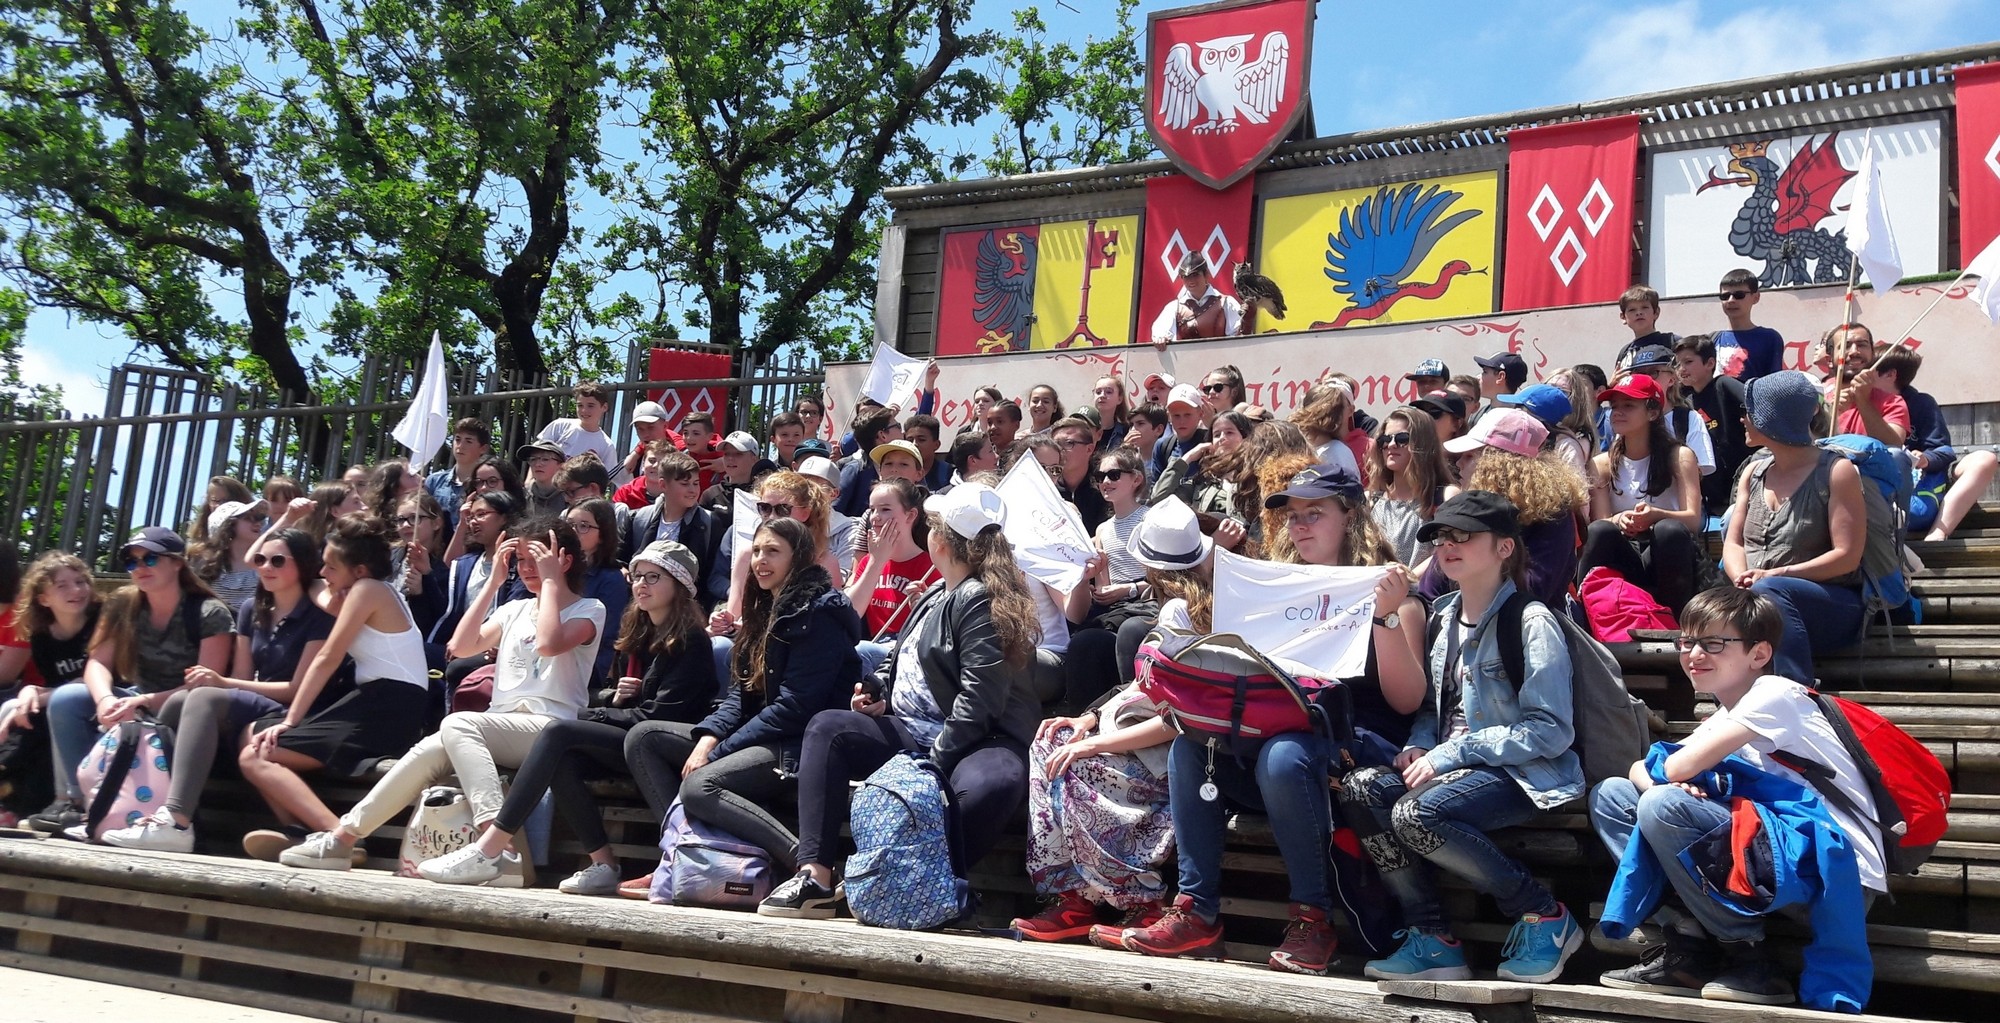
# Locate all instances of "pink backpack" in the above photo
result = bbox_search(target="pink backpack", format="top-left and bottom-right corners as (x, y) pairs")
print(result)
(71, 717), (175, 842)
(1578, 566), (1677, 643)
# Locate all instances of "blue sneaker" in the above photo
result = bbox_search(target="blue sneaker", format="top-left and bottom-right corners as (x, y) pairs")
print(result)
(1363, 929), (1472, 981)
(1497, 905), (1583, 983)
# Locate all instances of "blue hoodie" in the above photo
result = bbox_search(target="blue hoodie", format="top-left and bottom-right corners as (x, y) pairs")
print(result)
(1601, 743), (1872, 1013)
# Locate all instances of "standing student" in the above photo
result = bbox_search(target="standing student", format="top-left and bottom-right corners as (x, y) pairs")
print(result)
(538, 382), (619, 468)
(1353, 492), (1586, 985)
(759, 484), (1040, 919)
(1091, 375), (1132, 452)
(1591, 587), (1881, 1010)
(1714, 270), (1785, 381)
(1611, 285), (1677, 372)
(1580, 376), (1704, 615)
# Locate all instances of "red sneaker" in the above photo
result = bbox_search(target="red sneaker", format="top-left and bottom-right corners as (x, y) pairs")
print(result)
(1114, 899), (1167, 930)
(1089, 894), (1224, 959)
(1011, 891), (1097, 942)
(1269, 903), (1336, 975)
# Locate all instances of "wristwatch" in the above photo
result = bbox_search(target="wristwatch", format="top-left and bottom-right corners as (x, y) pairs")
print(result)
(1372, 612), (1401, 629)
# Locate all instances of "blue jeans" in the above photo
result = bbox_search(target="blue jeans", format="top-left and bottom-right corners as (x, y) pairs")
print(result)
(855, 642), (891, 683)
(1749, 576), (1865, 685)
(47, 681), (136, 800)
(1589, 777), (1763, 942)
(1341, 765), (1556, 933)
(1167, 733), (1331, 922)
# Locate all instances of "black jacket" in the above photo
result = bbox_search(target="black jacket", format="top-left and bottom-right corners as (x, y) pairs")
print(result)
(584, 624), (719, 729)
(871, 579), (1040, 771)
(695, 566), (862, 761)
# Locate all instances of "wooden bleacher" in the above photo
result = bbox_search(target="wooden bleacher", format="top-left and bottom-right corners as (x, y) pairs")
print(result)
(9, 507), (2000, 1021)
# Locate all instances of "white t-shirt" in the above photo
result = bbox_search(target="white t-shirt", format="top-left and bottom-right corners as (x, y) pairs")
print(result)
(488, 596), (606, 719)
(1031, 579), (1070, 655)
(1310, 438), (1362, 480)
(1689, 675), (1887, 892)
(1669, 408), (1717, 476)
(1606, 454), (1683, 514)
(538, 419), (619, 473)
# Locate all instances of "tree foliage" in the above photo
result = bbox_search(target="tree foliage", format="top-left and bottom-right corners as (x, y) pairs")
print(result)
(982, 0), (1149, 177)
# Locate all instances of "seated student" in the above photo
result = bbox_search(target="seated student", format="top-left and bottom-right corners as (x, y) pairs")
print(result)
(1010, 512), (1217, 941)
(1049, 418), (1110, 533)
(0, 554), (103, 823)
(99, 530), (346, 853)
(1591, 587), (1882, 1010)
(1621, 346), (1719, 478)
(1150, 410), (1250, 527)
(623, 449), (715, 578)
(700, 430), (776, 527)
(1671, 335), (1751, 523)
(848, 439), (930, 559)
(191, 499), (270, 613)
(1149, 386), (1210, 480)
(1123, 404), (1169, 484)
(944, 429), (998, 490)
(390, 491), (451, 639)
(1366, 407), (1460, 567)
(768, 411), (807, 470)
(1211, 420), (1314, 556)
(759, 484), (1040, 918)
(708, 471), (846, 637)
(1026, 384), (1064, 436)
(843, 478), (937, 675)
(1536, 372), (1600, 479)
(1579, 375), (1704, 616)
(426, 417), (495, 530)
(1352, 492), (1586, 985)
(420, 541), (717, 893)
(555, 455), (630, 537)
(1421, 415), (1588, 610)
(1412, 390), (1468, 446)
(273, 517), (603, 877)
(833, 409), (902, 517)
(625, 517), (861, 876)
(795, 454), (859, 580)
(1876, 343), (2000, 541)
(190, 475), (257, 546)
(1291, 379), (1367, 479)
(1724, 371), (1869, 685)
(681, 411), (722, 492)
(364, 461), (423, 522)
(1061, 447), (1181, 715)
(1820, 324), (1908, 447)
(616, 401), (682, 492)
(516, 440), (571, 518)
(429, 490), (522, 646)
(30, 528), (232, 835)
(566, 498), (632, 683)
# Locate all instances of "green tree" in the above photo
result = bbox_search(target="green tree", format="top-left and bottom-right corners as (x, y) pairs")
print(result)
(982, 0), (1150, 177)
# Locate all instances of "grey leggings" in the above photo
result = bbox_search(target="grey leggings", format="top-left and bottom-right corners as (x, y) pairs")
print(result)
(623, 720), (800, 872)
(159, 687), (284, 818)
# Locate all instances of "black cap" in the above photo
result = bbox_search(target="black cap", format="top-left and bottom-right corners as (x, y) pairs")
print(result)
(1417, 491), (1522, 542)
(124, 526), (187, 557)
(1263, 462), (1365, 509)
(1412, 390), (1467, 422)
(792, 438), (832, 461)
(1622, 344), (1675, 372)
(1475, 351), (1529, 390)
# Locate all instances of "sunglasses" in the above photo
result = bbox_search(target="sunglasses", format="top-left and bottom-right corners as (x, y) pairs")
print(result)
(756, 501), (794, 519)
(1428, 527), (1478, 546)
(1202, 383), (1230, 394)
(1717, 290), (1750, 301)
(1380, 431), (1413, 447)
(250, 553), (291, 569)
(1099, 468), (1133, 482)
(122, 551), (167, 570)
(1675, 635), (1750, 654)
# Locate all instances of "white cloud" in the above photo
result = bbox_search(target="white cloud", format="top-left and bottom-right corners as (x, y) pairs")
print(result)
(1565, 0), (1967, 100)
(17, 346), (109, 417)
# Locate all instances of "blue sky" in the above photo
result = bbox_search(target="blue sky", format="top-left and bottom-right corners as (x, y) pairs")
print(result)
(22, 0), (2000, 414)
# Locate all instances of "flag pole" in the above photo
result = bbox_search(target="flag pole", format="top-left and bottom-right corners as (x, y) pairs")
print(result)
(1826, 261), (1861, 439)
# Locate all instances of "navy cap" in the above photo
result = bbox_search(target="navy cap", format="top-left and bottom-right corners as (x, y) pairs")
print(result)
(792, 438), (832, 462)
(1412, 390), (1467, 422)
(1495, 383), (1572, 426)
(124, 526), (187, 557)
(1263, 462), (1366, 508)
(1476, 351), (1529, 389)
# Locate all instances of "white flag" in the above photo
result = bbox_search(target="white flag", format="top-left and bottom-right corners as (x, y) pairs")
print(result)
(859, 340), (928, 411)
(730, 487), (760, 556)
(1211, 547), (1385, 680)
(390, 332), (451, 468)
(1967, 233), (2000, 325)
(1846, 130), (1903, 293)
(994, 452), (1094, 596)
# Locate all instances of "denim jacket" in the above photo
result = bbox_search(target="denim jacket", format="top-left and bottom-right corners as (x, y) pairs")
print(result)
(1409, 581), (1584, 809)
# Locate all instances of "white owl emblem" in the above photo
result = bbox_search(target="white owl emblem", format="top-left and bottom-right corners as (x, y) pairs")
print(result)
(1157, 31), (1291, 135)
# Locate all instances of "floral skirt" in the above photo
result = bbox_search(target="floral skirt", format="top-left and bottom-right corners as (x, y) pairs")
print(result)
(1024, 726), (1174, 909)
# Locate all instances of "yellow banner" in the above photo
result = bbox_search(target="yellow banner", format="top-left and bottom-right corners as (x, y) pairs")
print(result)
(1028, 215), (1141, 349)
(1257, 171), (1498, 331)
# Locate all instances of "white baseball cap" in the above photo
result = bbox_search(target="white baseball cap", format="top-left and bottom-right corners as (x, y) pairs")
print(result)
(207, 499), (269, 537)
(796, 455), (840, 489)
(718, 430), (760, 455)
(1143, 371), (1176, 390)
(632, 401), (669, 424)
(1167, 383), (1204, 409)
(923, 482), (1006, 540)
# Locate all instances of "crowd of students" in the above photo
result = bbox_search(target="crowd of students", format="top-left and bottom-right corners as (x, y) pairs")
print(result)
(0, 268), (1956, 1009)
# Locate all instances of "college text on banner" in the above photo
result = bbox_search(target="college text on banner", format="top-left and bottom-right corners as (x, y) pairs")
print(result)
(1211, 547), (1384, 680)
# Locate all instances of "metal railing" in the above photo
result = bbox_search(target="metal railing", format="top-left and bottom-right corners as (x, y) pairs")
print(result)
(2, 343), (823, 569)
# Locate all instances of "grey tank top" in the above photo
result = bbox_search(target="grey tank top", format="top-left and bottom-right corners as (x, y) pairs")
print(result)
(1741, 450), (1860, 588)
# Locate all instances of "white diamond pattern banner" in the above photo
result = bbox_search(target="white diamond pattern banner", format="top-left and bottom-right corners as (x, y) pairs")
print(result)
(1503, 115), (1640, 310)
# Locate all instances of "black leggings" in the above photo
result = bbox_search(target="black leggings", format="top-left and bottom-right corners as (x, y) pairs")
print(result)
(492, 717), (629, 851)
(622, 720), (800, 871)
(1576, 517), (1699, 615)
(1058, 616), (1156, 716)
(793, 710), (1027, 873)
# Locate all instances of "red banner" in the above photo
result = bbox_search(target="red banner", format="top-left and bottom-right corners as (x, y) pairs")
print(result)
(1145, 0), (1313, 190)
(1958, 63), (2000, 259)
(1501, 115), (1641, 310)
(1138, 173), (1256, 338)
(934, 224), (1041, 356)
(645, 348), (732, 431)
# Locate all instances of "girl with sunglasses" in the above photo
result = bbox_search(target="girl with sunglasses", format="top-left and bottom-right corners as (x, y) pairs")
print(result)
(1060, 447), (1163, 714)
(30, 528), (233, 834)
(99, 529), (349, 853)
(1365, 406), (1461, 567)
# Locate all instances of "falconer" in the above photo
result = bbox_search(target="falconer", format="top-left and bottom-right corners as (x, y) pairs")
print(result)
(1150, 251), (1243, 348)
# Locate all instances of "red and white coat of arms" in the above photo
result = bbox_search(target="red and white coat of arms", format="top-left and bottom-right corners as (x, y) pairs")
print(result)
(1145, 0), (1315, 190)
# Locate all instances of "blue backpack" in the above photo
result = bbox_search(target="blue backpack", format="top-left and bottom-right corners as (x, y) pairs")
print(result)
(1814, 434), (1916, 618)
(843, 753), (972, 930)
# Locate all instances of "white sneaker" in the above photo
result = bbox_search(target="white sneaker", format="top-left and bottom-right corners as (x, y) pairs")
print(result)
(101, 809), (194, 853)
(418, 844), (503, 886)
(484, 850), (527, 889)
(279, 831), (356, 871)
(558, 862), (621, 896)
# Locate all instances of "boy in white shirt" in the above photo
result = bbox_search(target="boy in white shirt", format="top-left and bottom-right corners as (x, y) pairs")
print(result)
(538, 382), (618, 468)
(1589, 587), (1882, 1007)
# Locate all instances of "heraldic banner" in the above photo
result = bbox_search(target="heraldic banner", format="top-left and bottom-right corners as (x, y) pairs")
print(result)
(935, 223), (1042, 356)
(1257, 171), (1499, 331)
(1028, 215), (1141, 349)
(1957, 63), (2000, 258)
(1145, 0), (1312, 190)
(1137, 173), (1255, 338)
(645, 348), (733, 431)
(1502, 115), (1640, 311)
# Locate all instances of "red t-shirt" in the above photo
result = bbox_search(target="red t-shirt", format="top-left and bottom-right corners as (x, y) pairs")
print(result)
(853, 551), (936, 637)
(612, 477), (652, 511)
(1826, 383), (1910, 439)
(0, 604), (42, 686)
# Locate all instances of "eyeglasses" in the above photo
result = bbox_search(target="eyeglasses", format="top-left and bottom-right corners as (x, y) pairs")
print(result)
(1428, 527), (1478, 546)
(1100, 468), (1133, 481)
(1380, 431), (1412, 447)
(1675, 635), (1750, 654)
(1202, 383), (1230, 394)
(756, 501), (794, 519)
(123, 551), (166, 570)
(631, 571), (665, 587)
(1056, 437), (1092, 450)
(393, 514), (436, 527)
(561, 486), (589, 500)
(1718, 290), (1750, 302)
(473, 476), (503, 490)
(250, 553), (291, 569)
(568, 519), (599, 533)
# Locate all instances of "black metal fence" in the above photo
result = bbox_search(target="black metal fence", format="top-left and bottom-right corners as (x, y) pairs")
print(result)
(2, 343), (823, 569)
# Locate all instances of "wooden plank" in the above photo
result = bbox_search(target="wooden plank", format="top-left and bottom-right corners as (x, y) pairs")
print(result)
(1373, 978), (1532, 1004)
(0, 948), (367, 1023)
(364, 964), (747, 1023)
(1532, 983), (1949, 1022)
(0, 870), (377, 939)
(0, 910), (370, 983)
